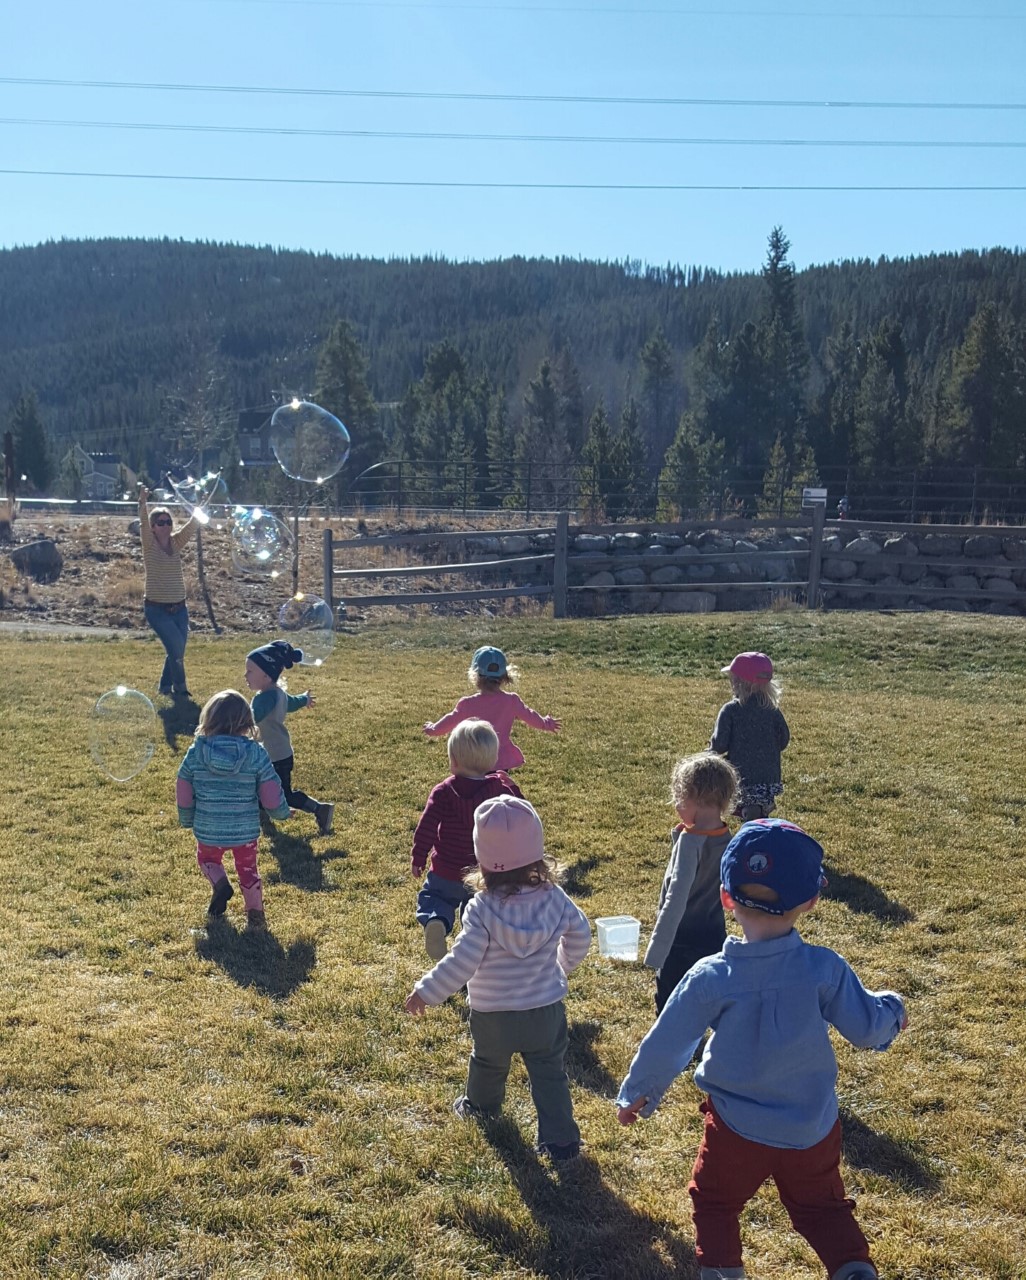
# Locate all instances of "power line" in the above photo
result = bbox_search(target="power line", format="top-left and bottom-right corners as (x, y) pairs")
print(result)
(1, 76), (1024, 111)
(2, 167), (1023, 191)
(4, 115), (1025, 148)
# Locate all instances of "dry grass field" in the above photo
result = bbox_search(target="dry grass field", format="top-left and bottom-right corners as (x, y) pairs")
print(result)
(0, 610), (1023, 1279)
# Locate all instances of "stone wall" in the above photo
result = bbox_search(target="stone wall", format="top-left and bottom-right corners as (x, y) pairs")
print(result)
(463, 525), (1026, 616)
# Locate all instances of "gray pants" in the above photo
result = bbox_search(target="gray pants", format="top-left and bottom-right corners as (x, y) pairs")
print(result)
(467, 1001), (579, 1148)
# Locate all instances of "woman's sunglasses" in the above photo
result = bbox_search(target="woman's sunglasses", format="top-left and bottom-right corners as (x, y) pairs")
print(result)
(152, 518), (173, 527)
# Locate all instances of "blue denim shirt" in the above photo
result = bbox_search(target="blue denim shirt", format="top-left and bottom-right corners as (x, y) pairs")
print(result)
(617, 930), (905, 1149)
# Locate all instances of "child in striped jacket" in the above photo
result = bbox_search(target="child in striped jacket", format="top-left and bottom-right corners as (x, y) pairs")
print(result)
(405, 795), (592, 1162)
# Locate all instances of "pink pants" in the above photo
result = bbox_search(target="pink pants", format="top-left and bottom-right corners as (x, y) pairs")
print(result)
(688, 1099), (872, 1274)
(196, 840), (263, 912)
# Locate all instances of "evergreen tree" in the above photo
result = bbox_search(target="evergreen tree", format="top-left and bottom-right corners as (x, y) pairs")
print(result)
(581, 399), (615, 519)
(640, 326), (677, 462)
(933, 304), (1016, 467)
(314, 319), (384, 490)
(657, 411), (725, 519)
(10, 390), (52, 493)
(611, 397), (653, 518)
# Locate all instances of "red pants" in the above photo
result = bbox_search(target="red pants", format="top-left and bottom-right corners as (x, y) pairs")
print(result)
(197, 840), (263, 912)
(688, 1099), (872, 1274)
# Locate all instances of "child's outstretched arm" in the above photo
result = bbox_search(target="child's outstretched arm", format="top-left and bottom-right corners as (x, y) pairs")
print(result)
(410, 788), (443, 878)
(423, 700), (467, 737)
(822, 958), (906, 1051)
(617, 1096), (648, 1126)
(615, 975), (715, 1118)
(511, 694), (560, 733)
(286, 691), (314, 713)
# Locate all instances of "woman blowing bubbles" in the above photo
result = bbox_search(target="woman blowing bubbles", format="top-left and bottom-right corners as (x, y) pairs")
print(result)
(138, 484), (196, 699)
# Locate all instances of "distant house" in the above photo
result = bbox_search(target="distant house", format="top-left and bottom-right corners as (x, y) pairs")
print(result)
(237, 409), (275, 467)
(62, 445), (137, 499)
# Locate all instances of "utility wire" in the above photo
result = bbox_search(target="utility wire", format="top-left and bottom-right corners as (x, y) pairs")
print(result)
(4, 115), (1025, 148)
(2, 168), (1022, 191)
(1, 76), (1024, 111)
(174, 0), (1026, 17)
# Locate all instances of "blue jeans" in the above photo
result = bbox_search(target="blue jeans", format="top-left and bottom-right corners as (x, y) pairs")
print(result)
(415, 871), (472, 935)
(144, 600), (190, 693)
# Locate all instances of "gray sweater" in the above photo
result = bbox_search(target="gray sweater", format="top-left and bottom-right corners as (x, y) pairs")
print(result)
(710, 698), (790, 790)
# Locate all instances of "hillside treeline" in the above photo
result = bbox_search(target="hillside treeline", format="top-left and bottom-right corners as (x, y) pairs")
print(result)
(2, 231), (1024, 515)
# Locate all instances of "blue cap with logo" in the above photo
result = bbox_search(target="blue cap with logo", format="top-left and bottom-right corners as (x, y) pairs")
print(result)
(720, 818), (827, 915)
(471, 646), (508, 679)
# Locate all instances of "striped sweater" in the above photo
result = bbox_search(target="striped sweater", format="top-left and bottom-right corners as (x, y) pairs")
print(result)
(414, 883), (592, 1013)
(176, 734), (289, 845)
(139, 497), (195, 603)
(411, 771), (523, 880)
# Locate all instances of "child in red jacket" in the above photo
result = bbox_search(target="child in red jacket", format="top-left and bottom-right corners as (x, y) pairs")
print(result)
(411, 718), (522, 960)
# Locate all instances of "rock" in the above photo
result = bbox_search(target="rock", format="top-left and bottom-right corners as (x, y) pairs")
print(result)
(611, 532), (646, 552)
(613, 567), (647, 585)
(944, 574), (981, 593)
(574, 533), (610, 553)
(845, 536), (883, 557)
(467, 536), (501, 554)
(641, 544), (668, 556)
(649, 565), (684, 584)
(985, 601), (1020, 615)
(919, 533), (963, 557)
(821, 534), (843, 553)
(583, 571), (616, 588)
(127, 518), (142, 536)
(823, 557), (859, 580)
(1000, 537), (1026, 562)
(883, 535), (917, 557)
(658, 590), (717, 613)
(632, 591), (661, 613)
(964, 534), (1002, 558)
(651, 532), (683, 549)
(9, 538), (63, 582)
(685, 562), (716, 581)
(500, 535), (531, 554)
(981, 576), (1018, 595)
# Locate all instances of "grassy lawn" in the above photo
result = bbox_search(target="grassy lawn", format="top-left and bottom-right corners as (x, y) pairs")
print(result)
(1, 610), (1024, 1279)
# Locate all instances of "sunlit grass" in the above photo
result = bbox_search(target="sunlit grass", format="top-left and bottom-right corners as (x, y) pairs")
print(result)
(0, 611), (1023, 1278)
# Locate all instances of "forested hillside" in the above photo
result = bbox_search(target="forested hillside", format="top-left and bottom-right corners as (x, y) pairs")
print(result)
(2, 234), (1024, 516)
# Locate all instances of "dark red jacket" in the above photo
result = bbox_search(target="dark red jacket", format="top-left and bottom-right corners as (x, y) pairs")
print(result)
(411, 772), (523, 881)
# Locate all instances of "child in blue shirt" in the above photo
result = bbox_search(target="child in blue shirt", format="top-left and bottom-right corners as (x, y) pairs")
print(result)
(617, 819), (907, 1280)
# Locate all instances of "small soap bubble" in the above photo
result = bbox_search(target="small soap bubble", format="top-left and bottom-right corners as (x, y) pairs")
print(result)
(229, 506), (294, 577)
(277, 593), (335, 666)
(270, 400), (351, 484)
(90, 686), (156, 782)
(166, 469), (231, 527)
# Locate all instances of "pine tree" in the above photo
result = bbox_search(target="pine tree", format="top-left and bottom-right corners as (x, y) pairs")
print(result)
(10, 390), (52, 493)
(314, 319), (384, 490)
(581, 399), (615, 520)
(640, 326), (677, 461)
(657, 411), (724, 519)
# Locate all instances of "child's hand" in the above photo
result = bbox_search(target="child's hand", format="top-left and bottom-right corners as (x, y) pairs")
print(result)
(901, 1012), (909, 1031)
(405, 992), (428, 1016)
(423, 722), (435, 734)
(303, 692), (316, 709)
(617, 1097), (648, 1126)
(411, 861), (425, 879)
(547, 717), (562, 732)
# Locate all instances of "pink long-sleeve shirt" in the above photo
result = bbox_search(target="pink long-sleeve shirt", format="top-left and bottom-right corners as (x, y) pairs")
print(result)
(424, 690), (558, 771)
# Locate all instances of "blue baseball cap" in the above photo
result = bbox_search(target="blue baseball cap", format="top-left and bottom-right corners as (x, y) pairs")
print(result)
(471, 646), (508, 678)
(721, 819), (827, 915)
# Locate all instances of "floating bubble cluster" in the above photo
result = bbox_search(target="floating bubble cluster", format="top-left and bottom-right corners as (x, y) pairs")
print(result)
(166, 469), (231, 527)
(277, 593), (336, 666)
(229, 506), (294, 577)
(270, 400), (351, 484)
(90, 686), (157, 782)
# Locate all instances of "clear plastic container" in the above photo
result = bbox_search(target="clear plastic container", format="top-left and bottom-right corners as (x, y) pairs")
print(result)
(595, 915), (641, 961)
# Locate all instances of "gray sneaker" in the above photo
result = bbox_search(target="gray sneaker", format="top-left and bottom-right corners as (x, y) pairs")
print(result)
(424, 919), (448, 961)
(314, 802), (335, 836)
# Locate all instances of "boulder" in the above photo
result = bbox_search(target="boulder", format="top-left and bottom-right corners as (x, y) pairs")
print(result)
(658, 590), (717, 613)
(919, 533), (963, 557)
(574, 533), (610, 553)
(899, 560), (928, 582)
(845, 536), (883, 557)
(1001, 537), (1026, 562)
(964, 533), (1002, 558)
(651, 532), (683, 549)
(649, 565), (684, 585)
(632, 592), (661, 614)
(500, 535), (532, 554)
(614, 567), (647, 586)
(981, 576), (1018, 596)
(611, 532), (646, 553)
(583, 571), (616, 589)
(944, 574), (981, 594)
(9, 538), (63, 582)
(822, 557), (859, 580)
(883, 535), (917, 557)
(642, 544), (668, 557)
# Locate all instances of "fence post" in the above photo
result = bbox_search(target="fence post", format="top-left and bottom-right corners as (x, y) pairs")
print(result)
(970, 466), (979, 524)
(806, 501), (825, 609)
(322, 526), (333, 614)
(525, 462), (533, 519)
(397, 461), (403, 517)
(553, 510), (569, 619)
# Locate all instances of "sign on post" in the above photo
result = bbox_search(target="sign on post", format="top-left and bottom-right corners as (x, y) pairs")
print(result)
(802, 487), (828, 508)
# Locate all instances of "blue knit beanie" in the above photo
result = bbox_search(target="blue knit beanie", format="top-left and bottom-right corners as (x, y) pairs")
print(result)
(247, 640), (303, 682)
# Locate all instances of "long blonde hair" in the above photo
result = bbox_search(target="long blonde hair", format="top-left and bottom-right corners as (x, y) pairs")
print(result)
(196, 690), (256, 739)
(730, 676), (782, 708)
(464, 855), (563, 899)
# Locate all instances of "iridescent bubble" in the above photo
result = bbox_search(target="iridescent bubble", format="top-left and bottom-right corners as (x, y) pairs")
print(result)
(229, 506), (294, 578)
(270, 400), (351, 484)
(90, 686), (157, 782)
(166, 469), (231, 527)
(277, 593), (335, 666)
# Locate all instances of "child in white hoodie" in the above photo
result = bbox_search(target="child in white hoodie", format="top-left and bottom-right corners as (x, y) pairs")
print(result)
(405, 795), (592, 1161)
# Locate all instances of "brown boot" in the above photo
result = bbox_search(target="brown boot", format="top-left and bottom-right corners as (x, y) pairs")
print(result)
(246, 909), (267, 932)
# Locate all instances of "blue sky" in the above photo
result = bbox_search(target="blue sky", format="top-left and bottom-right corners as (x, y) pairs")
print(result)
(3, 0), (1025, 272)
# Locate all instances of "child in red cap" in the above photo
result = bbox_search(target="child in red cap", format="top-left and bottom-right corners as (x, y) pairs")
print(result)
(710, 652), (790, 820)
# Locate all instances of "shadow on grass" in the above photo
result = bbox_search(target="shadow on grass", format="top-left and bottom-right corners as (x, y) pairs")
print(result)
(566, 1020), (619, 1096)
(451, 1119), (694, 1279)
(824, 864), (913, 925)
(262, 825), (348, 893)
(157, 696), (199, 750)
(840, 1107), (940, 1191)
(561, 854), (599, 899)
(194, 919), (317, 998)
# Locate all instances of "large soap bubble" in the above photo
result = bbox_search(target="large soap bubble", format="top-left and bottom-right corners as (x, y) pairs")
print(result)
(270, 400), (351, 484)
(90, 686), (157, 782)
(277, 593), (335, 666)
(167, 468), (231, 527)
(229, 506), (294, 578)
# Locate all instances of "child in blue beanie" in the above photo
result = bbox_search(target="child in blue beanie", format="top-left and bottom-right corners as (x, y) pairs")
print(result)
(245, 640), (335, 836)
(617, 819), (907, 1280)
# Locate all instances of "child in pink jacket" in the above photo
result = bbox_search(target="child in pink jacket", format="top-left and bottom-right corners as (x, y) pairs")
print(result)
(424, 646), (560, 772)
